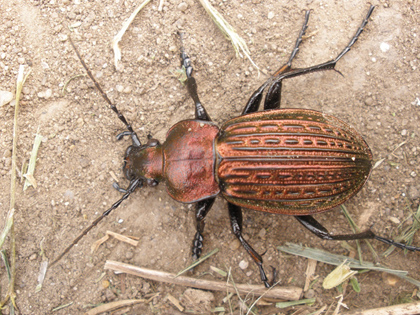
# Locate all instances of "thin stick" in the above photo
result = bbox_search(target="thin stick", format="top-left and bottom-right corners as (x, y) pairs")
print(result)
(104, 260), (302, 300)
(346, 300), (420, 315)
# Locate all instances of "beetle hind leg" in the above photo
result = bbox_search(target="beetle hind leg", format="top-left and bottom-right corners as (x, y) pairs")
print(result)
(263, 10), (311, 111)
(242, 11), (310, 115)
(295, 215), (420, 252)
(228, 203), (271, 287)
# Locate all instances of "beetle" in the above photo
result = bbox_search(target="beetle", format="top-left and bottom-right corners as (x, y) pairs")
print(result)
(53, 5), (420, 287)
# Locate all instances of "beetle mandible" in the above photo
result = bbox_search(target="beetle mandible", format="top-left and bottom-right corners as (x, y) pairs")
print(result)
(53, 5), (420, 287)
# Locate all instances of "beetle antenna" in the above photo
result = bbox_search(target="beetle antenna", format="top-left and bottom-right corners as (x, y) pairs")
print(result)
(69, 36), (141, 147)
(50, 178), (142, 266)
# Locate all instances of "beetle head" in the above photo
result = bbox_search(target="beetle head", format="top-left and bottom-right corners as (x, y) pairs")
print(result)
(123, 137), (163, 186)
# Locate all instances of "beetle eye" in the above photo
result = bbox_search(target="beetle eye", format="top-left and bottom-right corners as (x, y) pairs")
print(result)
(147, 138), (160, 147)
(147, 178), (158, 187)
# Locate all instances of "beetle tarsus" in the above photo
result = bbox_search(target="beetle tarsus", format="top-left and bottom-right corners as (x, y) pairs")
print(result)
(112, 182), (127, 193)
(374, 236), (420, 252)
(296, 215), (420, 253)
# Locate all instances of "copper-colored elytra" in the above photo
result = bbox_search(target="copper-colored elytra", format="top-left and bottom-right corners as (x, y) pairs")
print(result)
(215, 109), (372, 216)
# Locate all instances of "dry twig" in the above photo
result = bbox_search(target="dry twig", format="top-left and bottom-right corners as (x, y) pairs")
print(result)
(105, 260), (302, 300)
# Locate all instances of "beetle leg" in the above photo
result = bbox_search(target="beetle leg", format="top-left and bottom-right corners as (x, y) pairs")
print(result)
(270, 6), (375, 85)
(192, 197), (216, 260)
(178, 33), (212, 121)
(228, 203), (270, 288)
(263, 10), (310, 111)
(243, 6), (374, 115)
(295, 215), (420, 252)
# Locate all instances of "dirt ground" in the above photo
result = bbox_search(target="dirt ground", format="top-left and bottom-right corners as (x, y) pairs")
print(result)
(1, 0), (419, 314)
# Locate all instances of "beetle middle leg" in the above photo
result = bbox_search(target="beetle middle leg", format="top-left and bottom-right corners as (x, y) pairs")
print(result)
(192, 197), (216, 260)
(228, 203), (270, 287)
(296, 215), (420, 252)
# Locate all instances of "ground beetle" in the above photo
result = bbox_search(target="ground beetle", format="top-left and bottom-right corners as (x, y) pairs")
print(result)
(53, 5), (420, 287)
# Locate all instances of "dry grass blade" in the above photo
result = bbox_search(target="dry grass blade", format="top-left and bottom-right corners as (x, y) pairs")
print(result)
(105, 260), (303, 300)
(0, 65), (31, 312)
(341, 204), (377, 260)
(176, 248), (219, 277)
(23, 133), (43, 190)
(112, 0), (152, 68)
(106, 231), (139, 246)
(166, 293), (184, 312)
(51, 302), (73, 312)
(275, 298), (316, 309)
(277, 243), (420, 288)
(383, 203), (420, 257)
(0, 209), (14, 249)
(91, 235), (110, 254)
(62, 74), (86, 95)
(0, 250), (11, 281)
(198, 0), (258, 70)
(85, 299), (145, 315)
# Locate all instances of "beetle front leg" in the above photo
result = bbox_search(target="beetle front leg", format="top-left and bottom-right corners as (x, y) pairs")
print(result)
(179, 33), (212, 121)
(295, 215), (420, 252)
(228, 203), (270, 288)
(192, 198), (216, 260)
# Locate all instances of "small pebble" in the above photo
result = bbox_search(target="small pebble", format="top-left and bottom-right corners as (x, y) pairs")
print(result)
(258, 228), (266, 238)
(408, 186), (420, 199)
(304, 289), (315, 299)
(116, 85), (124, 92)
(230, 239), (240, 250)
(45, 89), (52, 99)
(178, 2), (188, 12)
(382, 272), (399, 286)
(141, 282), (151, 294)
(364, 97), (374, 106)
(126, 251), (134, 260)
(102, 280), (110, 289)
(123, 86), (132, 94)
(268, 11), (275, 19)
(389, 217), (400, 224)
(29, 253), (37, 261)
(239, 260), (249, 270)
(0, 91), (13, 106)
(58, 33), (68, 42)
(380, 42), (390, 52)
(401, 129), (407, 136)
